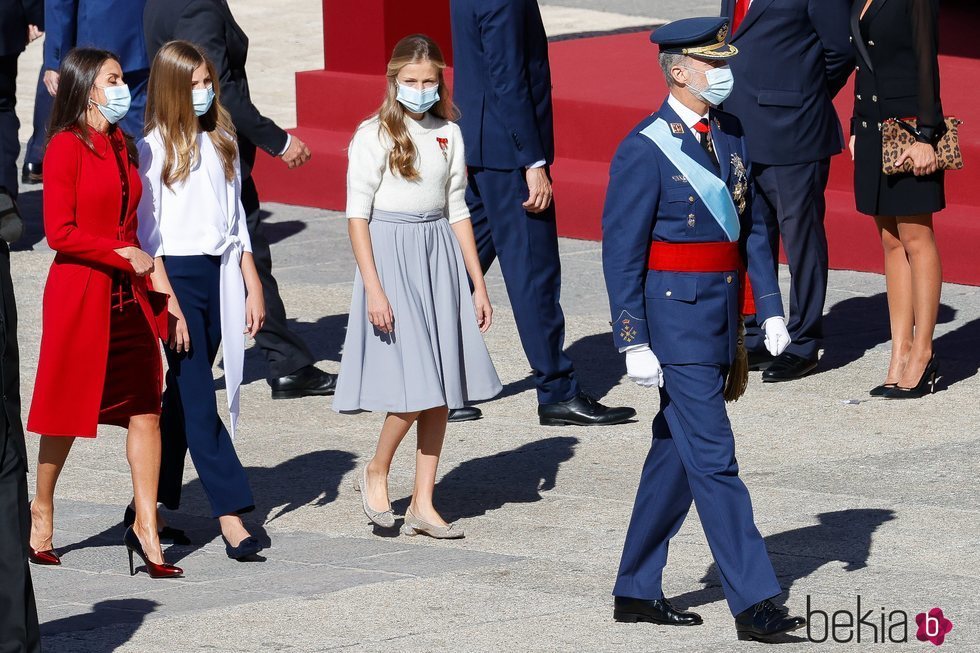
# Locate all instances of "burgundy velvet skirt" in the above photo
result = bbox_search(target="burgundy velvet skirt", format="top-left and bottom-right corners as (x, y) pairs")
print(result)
(98, 298), (162, 427)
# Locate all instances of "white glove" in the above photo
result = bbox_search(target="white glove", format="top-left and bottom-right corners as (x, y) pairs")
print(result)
(762, 316), (791, 357)
(625, 345), (663, 388)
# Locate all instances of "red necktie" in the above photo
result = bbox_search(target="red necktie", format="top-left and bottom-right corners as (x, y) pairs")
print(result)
(693, 119), (720, 171)
(732, 0), (750, 32)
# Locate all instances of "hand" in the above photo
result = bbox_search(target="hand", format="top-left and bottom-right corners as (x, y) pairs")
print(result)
(44, 70), (59, 97)
(848, 134), (855, 160)
(626, 345), (663, 388)
(27, 25), (42, 43)
(895, 141), (938, 176)
(473, 288), (493, 333)
(167, 300), (191, 353)
(114, 246), (154, 276)
(522, 167), (553, 214)
(244, 292), (266, 338)
(281, 136), (311, 169)
(762, 316), (791, 357)
(367, 289), (394, 334)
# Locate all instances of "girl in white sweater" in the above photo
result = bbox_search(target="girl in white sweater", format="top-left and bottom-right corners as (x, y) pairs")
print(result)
(334, 35), (501, 538)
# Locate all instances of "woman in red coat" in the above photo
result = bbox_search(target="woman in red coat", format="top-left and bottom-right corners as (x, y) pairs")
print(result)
(26, 48), (181, 578)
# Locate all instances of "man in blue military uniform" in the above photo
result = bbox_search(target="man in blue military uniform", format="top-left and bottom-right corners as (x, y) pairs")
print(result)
(602, 17), (806, 642)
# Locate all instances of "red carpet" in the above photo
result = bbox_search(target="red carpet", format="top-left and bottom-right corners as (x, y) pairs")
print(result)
(254, 3), (980, 285)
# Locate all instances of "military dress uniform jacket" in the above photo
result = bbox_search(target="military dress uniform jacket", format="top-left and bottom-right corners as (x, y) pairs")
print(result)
(602, 99), (783, 366)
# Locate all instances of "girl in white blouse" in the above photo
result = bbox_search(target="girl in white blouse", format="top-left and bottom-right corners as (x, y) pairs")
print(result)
(334, 35), (501, 539)
(138, 41), (266, 560)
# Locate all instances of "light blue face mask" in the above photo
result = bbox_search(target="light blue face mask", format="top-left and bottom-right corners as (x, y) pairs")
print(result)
(91, 83), (131, 124)
(396, 83), (440, 114)
(685, 65), (735, 106)
(192, 85), (215, 116)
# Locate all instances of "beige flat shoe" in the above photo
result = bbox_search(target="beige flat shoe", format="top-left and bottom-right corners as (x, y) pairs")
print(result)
(353, 466), (395, 529)
(401, 507), (464, 539)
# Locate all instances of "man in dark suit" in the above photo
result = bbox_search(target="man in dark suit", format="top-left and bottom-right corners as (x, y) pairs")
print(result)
(0, 240), (40, 650)
(450, 0), (635, 426)
(720, 0), (852, 381)
(44, 0), (150, 136)
(144, 0), (337, 399)
(0, 0), (42, 219)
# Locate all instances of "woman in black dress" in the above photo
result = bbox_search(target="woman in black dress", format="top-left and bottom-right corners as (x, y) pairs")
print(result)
(849, 0), (944, 399)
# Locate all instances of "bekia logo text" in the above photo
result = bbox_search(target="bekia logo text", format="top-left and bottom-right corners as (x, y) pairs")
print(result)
(807, 596), (954, 645)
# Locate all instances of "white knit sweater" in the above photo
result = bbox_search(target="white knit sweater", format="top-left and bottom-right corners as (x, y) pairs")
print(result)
(345, 113), (470, 223)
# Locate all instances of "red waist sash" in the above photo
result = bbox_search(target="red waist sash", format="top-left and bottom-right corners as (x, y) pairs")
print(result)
(647, 241), (755, 315)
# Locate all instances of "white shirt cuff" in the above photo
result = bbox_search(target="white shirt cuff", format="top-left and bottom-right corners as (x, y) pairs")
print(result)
(527, 159), (546, 169)
(279, 134), (292, 157)
(619, 344), (650, 354)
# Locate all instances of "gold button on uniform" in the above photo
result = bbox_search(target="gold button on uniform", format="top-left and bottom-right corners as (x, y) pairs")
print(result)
(665, 290), (672, 297)
(688, 196), (695, 203)
(726, 275), (733, 284)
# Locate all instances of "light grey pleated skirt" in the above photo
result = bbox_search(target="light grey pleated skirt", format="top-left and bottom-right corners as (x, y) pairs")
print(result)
(333, 209), (502, 413)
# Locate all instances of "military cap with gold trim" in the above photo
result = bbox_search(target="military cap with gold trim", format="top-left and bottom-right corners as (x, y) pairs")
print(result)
(650, 17), (738, 59)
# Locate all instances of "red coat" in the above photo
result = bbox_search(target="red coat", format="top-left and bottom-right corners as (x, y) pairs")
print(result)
(27, 128), (165, 437)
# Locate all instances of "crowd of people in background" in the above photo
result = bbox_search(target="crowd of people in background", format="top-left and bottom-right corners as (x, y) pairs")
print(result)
(0, 0), (950, 650)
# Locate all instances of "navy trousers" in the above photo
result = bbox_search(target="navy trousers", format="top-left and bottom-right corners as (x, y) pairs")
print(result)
(23, 69), (52, 167)
(744, 160), (831, 359)
(0, 56), (18, 198)
(466, 167), (578, 405)
(614, 363), (780, 616)
(158, 256), (254, 518)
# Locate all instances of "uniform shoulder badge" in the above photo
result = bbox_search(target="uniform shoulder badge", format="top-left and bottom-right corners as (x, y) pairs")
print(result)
(670, 123), (685, 134)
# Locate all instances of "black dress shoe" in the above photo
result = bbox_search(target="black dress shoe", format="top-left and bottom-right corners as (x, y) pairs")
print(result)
(538, 393), (636, 426)
(223, 535), (263, 560)
(735, 599), (806, 642)
(761, 353), (818, 382)
(614, 597), (703, 626)
(448, 406), (482, 422)
(21, 162), (42, 185)
(123, 506), (192, 545)
(747, 349), (774, 372)
(270, 365), (337, 399)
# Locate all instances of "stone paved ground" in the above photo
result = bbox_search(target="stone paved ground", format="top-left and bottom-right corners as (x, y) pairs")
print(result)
(9, 2), (980, 652)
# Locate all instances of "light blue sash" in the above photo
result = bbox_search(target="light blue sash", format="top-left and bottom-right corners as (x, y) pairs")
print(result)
(639, 118), (740, 242)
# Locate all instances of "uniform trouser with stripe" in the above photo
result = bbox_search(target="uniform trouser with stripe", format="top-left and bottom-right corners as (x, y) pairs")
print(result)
(613, 363), (781, 616)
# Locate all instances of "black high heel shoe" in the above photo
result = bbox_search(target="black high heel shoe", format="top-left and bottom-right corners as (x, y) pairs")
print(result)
(124, 527), (183, 578)
(882, 355), (938, 399)
(124, 506), (191, 545)
(223, 535), (263, 560)
(869, 383), (897, 397)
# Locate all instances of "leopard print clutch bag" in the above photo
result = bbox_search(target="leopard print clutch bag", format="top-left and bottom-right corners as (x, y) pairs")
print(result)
(882, 117), (963, 175)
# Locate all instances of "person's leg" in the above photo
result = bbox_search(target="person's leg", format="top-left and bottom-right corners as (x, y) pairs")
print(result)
(241, 176), (316, 380)
(742, 166), (780, 354)
(0, 440), (41, 653)
(409, 406), (450, 526)
(30, 436), (74, 552)
(365, 411), (420, 513)
(0, 55), (20, 198)
(660, 363), (781, 616)
(874, 216), (913, 384)
(613, 406), (694, 600)
(165, 257), (255, 543)
(763, 160), (831, 361)
(895, 214), (941, 387)
(465, 171), (499, 274)
(23, 67), (51, 171)
(470, 167), (578, 404)
(125, 413), (164, 564)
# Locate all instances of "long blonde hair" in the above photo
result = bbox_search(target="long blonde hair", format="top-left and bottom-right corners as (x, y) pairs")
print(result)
(144, 40), (238, 188)
(376, 34), (458, 181)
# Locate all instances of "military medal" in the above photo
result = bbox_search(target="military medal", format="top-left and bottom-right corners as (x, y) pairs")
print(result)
(730, 153), (748, 215)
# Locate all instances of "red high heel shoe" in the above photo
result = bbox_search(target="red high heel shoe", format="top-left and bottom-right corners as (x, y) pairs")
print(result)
(123, 527), (183, 579)
(28, 547), (61, 566)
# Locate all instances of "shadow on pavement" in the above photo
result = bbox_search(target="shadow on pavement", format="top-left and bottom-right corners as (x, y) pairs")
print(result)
(41, 598), (158, 651)
(239, 314), (348, 386)
(391, 436), (579, 520)
(933, 316), (980, 391)
(818, 293), (956, 375)
(491, 332), (628, 403)
(668, 509), (897, 611)
(58, 449), (357, 562)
